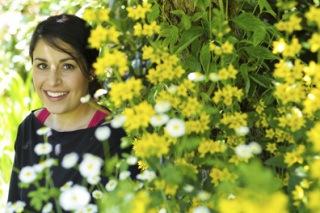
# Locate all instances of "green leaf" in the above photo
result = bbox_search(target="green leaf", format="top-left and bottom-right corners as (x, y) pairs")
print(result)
(253, 27), (267, 46)
(200, 43), (211, 73)
(174, 26), (204, 54)
(261, 89), (275, 105)
(191, 12), (205, 22)
(250, 73), (273, 89)
(240, 64), (250, 95)
(159, 24), (179, 45)
(258, 0), (277, 17)
(181, 14), (192, 30)
(264, 155), (287, 169)
(195, 0), (211, 11)
(147, 4), (160, 22)
(170, 9), (185, 15)
(233, 12), (266, 32)
(184, 54), (202, 72)
(244, 46), (279, 60)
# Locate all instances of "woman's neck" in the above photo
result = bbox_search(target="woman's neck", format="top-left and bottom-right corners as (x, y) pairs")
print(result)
(45, 103), (98, 131)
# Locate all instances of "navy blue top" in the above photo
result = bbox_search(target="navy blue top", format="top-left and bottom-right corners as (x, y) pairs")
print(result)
(7, 110), (138, 212)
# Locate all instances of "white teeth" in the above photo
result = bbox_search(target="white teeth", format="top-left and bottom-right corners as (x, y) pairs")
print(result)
(47, 91), (67, 97)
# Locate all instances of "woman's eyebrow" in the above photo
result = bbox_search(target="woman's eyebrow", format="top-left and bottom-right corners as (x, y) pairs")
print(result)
(33, 57), (75, 63)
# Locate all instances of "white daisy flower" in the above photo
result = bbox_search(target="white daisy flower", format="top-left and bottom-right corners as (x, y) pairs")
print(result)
(42, 202), (53, 213)
(79, 154), (103, 178)
(19, 166), (37, 183)
(188, 72), (205, 82)
(105, 179), (118, 191)
(110, 114), (126, 128)
(150, 114), (169, 127)
(87, 175), (101, 185)
(228, 193), (236, 200)
(62, 152), (79, 169)
(59, 185), (90, 211)
(159, 208), (167, 213)
(94, 88), (108, 99)
(235, 126), (250, 136)
(183, 184), (194, 192)
(6, 201), (26, 213)
(60, 181), (73, 191)
(119, 171), (131, 180)
(92, 190), (103, 199)
(136, 170), (156, 182)
(165, 118), (186, 138)
(36, 127), (51, 136)
(167, 85), (177, 94)
(80, 94), (91, 103)
(154, 101), (171, 113)
(75, 204), (98, 213)
(94, 126), (111, 141)
(197, 191), (211, 201)
(248, 141), (262, 154)
(193, 206), (210, 213)
(43, 158), (55, 168)
(235, 144), (252, 159)
(209, 73), (219, 82)
(34, 143), (53, 156)
(126, 156), (138, 165)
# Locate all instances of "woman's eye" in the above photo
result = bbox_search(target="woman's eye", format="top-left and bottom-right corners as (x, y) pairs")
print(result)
(62, 64), (75, 70)
(37, 63), (48, 69)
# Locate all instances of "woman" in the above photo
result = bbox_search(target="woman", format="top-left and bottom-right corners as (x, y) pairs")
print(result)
(7, 14), (137, 212)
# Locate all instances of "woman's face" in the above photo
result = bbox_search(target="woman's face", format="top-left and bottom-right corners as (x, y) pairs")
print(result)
(32, 39), (90, 115)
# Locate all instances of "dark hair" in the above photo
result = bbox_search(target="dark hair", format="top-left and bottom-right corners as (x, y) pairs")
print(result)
(29, 14), (101, 96)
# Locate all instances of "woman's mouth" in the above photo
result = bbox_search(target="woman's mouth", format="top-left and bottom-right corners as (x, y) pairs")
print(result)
(45, 90), (68, 98)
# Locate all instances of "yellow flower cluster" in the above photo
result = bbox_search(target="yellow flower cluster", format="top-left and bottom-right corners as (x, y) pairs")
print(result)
(109, 78), (144, 107)
(306, 122), (320, 152)
(88, 25), (120, 48)
(209, 167), (236, 186)
(83, 8), (110, 22)
(305, 6), (320, 28)
(272, 37), (302, 58)
(273, 82), (305, 105)
(218, 64), (238, 80)
(210, 41), (234, 55)
(275, 14), (302, 33)
(134, 21), (161, 36)
(185, 113), (210, 134)
(127, 2), (152, 20)
(122, 101), (155, 132)
(218, 191), (288, 213)
(144, 47), (185, 84)
(198, 139), (224, 158)
(284, 145), (305, 167)
(220, 112), (247, 130)
(133, 133), (169, 158)
(212, 85), (243, 106)
(277, 107), (305, 132)
(93, 50), (128, 76)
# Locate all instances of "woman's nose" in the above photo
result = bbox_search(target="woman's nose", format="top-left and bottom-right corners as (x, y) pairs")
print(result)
(48, 67), (62, 85)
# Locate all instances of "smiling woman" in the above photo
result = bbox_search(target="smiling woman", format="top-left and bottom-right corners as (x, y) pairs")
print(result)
(6, 14), (138, 212)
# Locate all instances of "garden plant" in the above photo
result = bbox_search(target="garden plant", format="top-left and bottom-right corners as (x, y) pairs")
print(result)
(1, 0), (320, 212)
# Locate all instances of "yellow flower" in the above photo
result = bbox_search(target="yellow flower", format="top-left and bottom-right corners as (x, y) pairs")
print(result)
(277, 107), (305, 132)
(308, 33), (320, 52)
(198, 139), (223, 157)
(221, 41), (233, 54)
(282, 37), (302, 58)
(209, 167), (236, 186)
(306, 122), (320, 152)
(131, 191), (151, 213)
(284, 145), (305, 167)
(134, 23), (143, 36)
(133, 133), (169, 158)
(98, 8), (110, 22)
(213, 85), (243, 106)
(305, 6), (320, 28)
(307, 190), (320, 212)
(109, 78), (144, 107)
(88, 25), (108, 48)
(220, 112), (247, 130)
(123, 101), (155, 132)
(179, 97), (202, 117)
(142, 21), (161, 36)
(276, 14), (302, 33)
(106, 26), (120, 44)
(272, 38), (286, 54)
(266, 143), (278, 155)
(83, 8), (95, 22)
(292, 185), (304, 206)
(127, 2), (152, 20)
